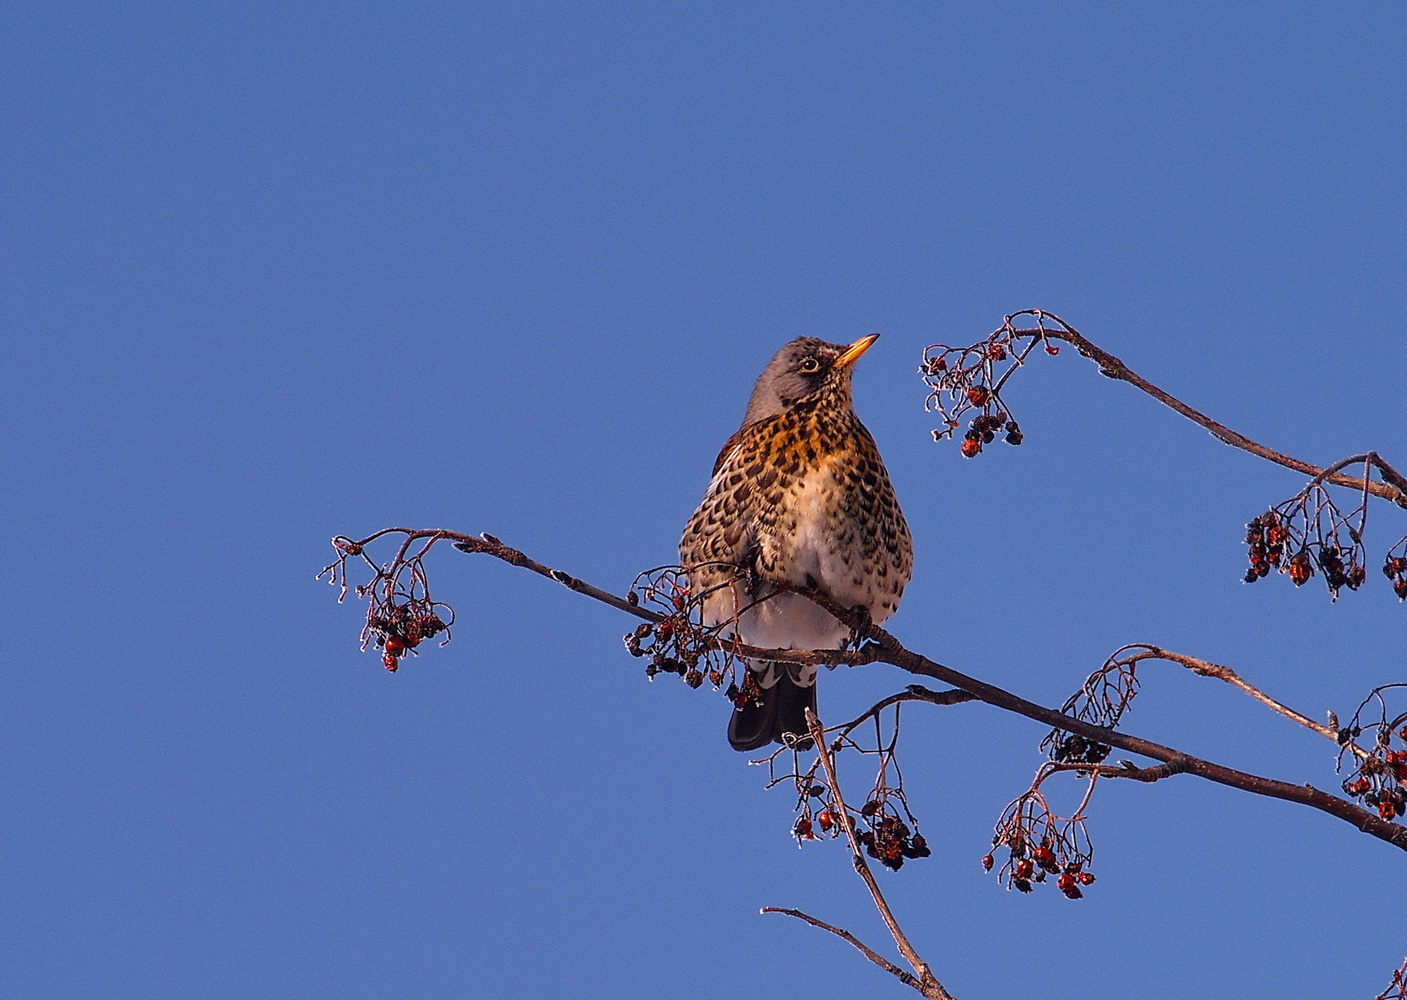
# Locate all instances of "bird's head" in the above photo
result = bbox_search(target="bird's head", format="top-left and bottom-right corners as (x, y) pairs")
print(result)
(740, 334), (879, 426)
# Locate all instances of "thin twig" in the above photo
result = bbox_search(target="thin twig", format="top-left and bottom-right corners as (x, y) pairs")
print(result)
(805, 709), (956, 1000)
(760, 907), (923, 990)
(835, 685), (978, 742)
(1134, 645), (1346, 746)
(1013, 317), (1407, 509)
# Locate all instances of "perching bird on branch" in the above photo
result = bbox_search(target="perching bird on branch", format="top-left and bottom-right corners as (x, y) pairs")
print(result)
(679, 335), (913, 751)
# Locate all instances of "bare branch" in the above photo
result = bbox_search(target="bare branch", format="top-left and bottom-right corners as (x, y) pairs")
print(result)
(760, 907), (923, 991)
(805, 708), (956, 1000)
(322, 529), (1407, 852)
(977, 312), (1407, 509)
(1136, 646), (1341, 744)
(857, 622), (1407, 852)
(834, 685), (978, 742)
(1047, 758), (1193, 783)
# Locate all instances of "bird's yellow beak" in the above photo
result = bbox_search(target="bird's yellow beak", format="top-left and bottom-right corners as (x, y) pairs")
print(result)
(835, 334), (880, 369)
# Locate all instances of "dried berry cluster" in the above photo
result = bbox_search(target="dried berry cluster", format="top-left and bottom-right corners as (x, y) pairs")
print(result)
(1376, 959), (1407, 1000)
(984, 833), (1094, 899)
(1339, 723), (1407, 822)
(1384, 546), (1407, 601)
(320, 532), (459, 672)
(1046, 733), (1111, 766)
(624, 615), (730, 691)
(989, 789), (1095, 899)
(921, 312), (1071, 457)
(1242, 491), (1376, 600)
(920, 335), (1032, 459)
(623, 568), (740, 695)
(1041, 646), (1144, 763)
(855, 798), (931, 871)
(367, 600), (448, 672)
(791, 782), (835, 843)
(791, 783), (931, 871)
(958, 409), (1023, 458)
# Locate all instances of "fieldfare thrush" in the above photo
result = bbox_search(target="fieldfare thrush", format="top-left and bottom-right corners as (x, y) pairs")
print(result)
(679, 335), (913, 751)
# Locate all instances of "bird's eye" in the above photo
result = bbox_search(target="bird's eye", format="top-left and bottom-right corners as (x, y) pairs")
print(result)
(798, 356), (821, 373)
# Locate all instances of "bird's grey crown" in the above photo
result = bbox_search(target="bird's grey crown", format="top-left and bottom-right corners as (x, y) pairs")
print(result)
(740, 337), (847, 428)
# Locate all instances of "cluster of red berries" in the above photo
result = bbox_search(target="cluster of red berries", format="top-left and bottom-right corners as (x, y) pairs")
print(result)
(727, 671), (762, 710)
(960, 408), (1023, 458)
(1244, 511), (1368, 597)
(922, 354), (951, 377)
(1313, 544), (1366, 595)
(792, 788), (930, 870)
(625, 618), (718, 690)
(1243, 511), (1290, 582)
(793, 783), (835, 842)
(856, 799), (930, 871)
(922, 341), (1022, 454)
(1339, 726), (1407, 822)
(1384, 555), (1407, 600)
(984, 838), (1094, 899)
(368, 602), (447, 671)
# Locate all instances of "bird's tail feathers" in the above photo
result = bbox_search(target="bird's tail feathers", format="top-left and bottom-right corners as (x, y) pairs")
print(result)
(727, 661), (817, 752)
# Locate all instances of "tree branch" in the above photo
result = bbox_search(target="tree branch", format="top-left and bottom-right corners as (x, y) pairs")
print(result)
(856, 623), (1407, 851)
(805, 707), (956, 1000)
(322, 529), (1407, 852)
(1015, 315), (1407, 509)
(760, 907), (925, 992)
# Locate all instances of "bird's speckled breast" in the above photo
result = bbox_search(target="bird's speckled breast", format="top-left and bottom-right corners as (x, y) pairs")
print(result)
(680, 387), (912, 630)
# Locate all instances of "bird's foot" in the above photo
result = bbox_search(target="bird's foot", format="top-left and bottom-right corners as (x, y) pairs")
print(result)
(843, 606), (876, 651)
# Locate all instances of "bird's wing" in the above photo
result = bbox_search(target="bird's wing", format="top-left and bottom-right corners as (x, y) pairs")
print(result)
(711, 427), (745, 477)
(680, 424), (759, 574)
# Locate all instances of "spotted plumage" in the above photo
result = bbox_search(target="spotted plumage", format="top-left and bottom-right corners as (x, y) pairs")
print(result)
(679, 335), (912, 751)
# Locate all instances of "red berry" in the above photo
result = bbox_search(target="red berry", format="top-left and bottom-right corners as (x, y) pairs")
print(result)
(966, 386), (990, 406)
(960, 438), (982, 459)
(981, 853), (994, 871)
(384, 636), (405, 656)
(1013, 858), (1034, 880)
(1077, 871), (1095, 885)
(1045, 344), (1060, 355)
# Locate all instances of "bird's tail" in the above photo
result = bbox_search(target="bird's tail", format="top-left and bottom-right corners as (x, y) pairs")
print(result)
(727, 661), (817, 752)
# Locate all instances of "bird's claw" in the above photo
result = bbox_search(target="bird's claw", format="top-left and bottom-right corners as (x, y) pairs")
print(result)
(844, 606), (876, 650)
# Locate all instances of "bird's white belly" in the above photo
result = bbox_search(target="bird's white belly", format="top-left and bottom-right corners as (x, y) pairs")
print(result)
(699, 466), (884, 658)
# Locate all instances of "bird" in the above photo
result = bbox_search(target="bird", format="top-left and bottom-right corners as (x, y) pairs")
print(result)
(679, 335), (913, 751)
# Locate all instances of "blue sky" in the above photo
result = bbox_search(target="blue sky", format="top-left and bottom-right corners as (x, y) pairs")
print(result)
(4, 4), (1405, 997)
